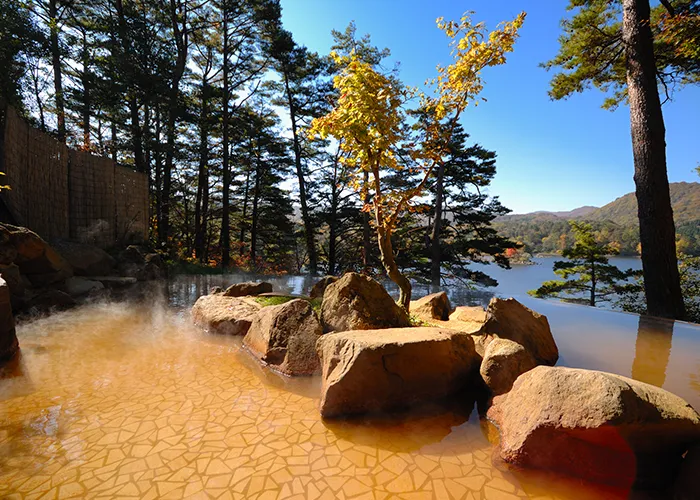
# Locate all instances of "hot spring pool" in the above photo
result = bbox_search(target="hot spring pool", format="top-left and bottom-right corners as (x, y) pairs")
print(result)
(1, 283), (699, 499)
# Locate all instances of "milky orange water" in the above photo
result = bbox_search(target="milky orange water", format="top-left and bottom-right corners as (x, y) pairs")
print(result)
(1, 298), (698, 500)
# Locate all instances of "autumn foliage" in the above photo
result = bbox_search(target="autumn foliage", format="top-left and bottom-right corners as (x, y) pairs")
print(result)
(309, 12), (525, 309)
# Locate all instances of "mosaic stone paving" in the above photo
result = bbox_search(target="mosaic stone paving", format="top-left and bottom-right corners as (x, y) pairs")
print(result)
(0, 303), (627, 499)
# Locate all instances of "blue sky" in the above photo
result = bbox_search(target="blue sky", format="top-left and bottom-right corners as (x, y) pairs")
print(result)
(279, 0), (700, 214)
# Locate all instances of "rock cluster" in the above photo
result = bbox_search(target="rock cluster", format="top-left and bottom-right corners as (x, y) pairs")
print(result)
(187, 273), (700, 494)
(0, 223), (166, 318)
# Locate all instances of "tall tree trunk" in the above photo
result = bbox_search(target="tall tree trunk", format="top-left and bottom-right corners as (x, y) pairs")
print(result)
(371, 167), (411, 310)
(220, 8), (231, 268)
(250, 161), (261, 267)
(114, 0), (143, 171)
(362, 170), (371, 271)
(239, 168), (251, 255)
(30, 67), (46, 131)
(143, 104), (151, 170)
(590, 262), (596, 307)
(622, 0), (685, 319)
(430, 161), (446, 286)
(110, 120), (117, 162)
(200, 170), (209, 262)
(161, 0), (188, 248)
(49, 0), (66, 142)
(194, 81), (210, 262)
(80, 30), (91, 149)
(129, 97), (144, 172)
(283, 71), (318, 274)
(154, 111), (163, 237)
(328, 162), (339, 275)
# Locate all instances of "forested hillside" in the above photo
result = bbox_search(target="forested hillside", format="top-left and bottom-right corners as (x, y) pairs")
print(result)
(495, 182), (700, 256)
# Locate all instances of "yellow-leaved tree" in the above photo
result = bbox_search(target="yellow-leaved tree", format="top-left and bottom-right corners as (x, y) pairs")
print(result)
(309, 12), (525, 310)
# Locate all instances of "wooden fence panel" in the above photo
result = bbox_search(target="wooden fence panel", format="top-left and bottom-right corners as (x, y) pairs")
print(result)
(0, 105), (148, 247)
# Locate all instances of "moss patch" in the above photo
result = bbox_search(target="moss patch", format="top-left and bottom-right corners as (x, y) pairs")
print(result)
(255, 296), (296, 307)
(310, 298), (322, 315)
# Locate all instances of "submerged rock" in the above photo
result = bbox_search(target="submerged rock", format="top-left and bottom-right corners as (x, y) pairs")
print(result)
(309, 276), (339, 300)
(480, 338), (537, 396)
(410, 291), (451, 321)
(53, 240), (115, 276)
(23, 289), (76, 314)
(316, 327), (480, 418)
(0, 278), (18, 362)
(482, 298), (558, 365)
(320, 273), (409, 332)
(244, 299), (322, 376)
(191, 295), (261, 335)
(64, 276), (105, 297)
(223, 281), (273, 298)
(488, 366), (700, 489)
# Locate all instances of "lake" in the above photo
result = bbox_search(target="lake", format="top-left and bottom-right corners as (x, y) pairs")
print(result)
(168, 256), (644, 310)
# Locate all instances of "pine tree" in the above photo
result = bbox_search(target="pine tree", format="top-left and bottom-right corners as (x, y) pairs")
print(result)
(543, 0), (700, 319)
(530, 221), (635, 306)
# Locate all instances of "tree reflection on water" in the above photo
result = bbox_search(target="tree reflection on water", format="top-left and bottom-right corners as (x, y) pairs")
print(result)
(631, 316), (674, 388)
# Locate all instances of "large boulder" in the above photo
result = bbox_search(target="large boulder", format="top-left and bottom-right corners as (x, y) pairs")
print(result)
(488, 366), (700, 489)
(52, 240), (116, 276)
(480, 338), (537, 396)
(243, 299), (323, 376)
(309, 276), (339, 300)
(320, 273), (409, 332)
(191, 295), (261, 335)
(450, 306), (487, 324)
(0, 224), (73, 286)
(223, 281), (273, 297)
(0, 278), (18, 362)
(317, 327), (480, 418)
(410, 292), (451, 321)
(482, 298), (558, 365)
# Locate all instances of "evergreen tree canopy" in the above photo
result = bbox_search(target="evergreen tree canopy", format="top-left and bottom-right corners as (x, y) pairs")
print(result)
(529, 221), (635, 306)
(543, 0), (700, 109)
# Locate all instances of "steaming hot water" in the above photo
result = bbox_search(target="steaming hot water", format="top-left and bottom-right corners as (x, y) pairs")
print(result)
(1, 277), (700, 499)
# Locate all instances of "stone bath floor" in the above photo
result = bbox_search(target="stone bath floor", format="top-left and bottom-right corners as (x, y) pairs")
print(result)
(0, 303), (624, 500)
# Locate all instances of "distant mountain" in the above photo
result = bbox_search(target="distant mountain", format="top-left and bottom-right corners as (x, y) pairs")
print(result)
(586, 182), (700, 225)
(494, 182), (700, 256)
(499, 206), (598, 222)
(498, 182), (700, 225)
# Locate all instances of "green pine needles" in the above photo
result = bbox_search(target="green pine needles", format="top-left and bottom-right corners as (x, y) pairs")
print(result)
(529, 221), (637, 306)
